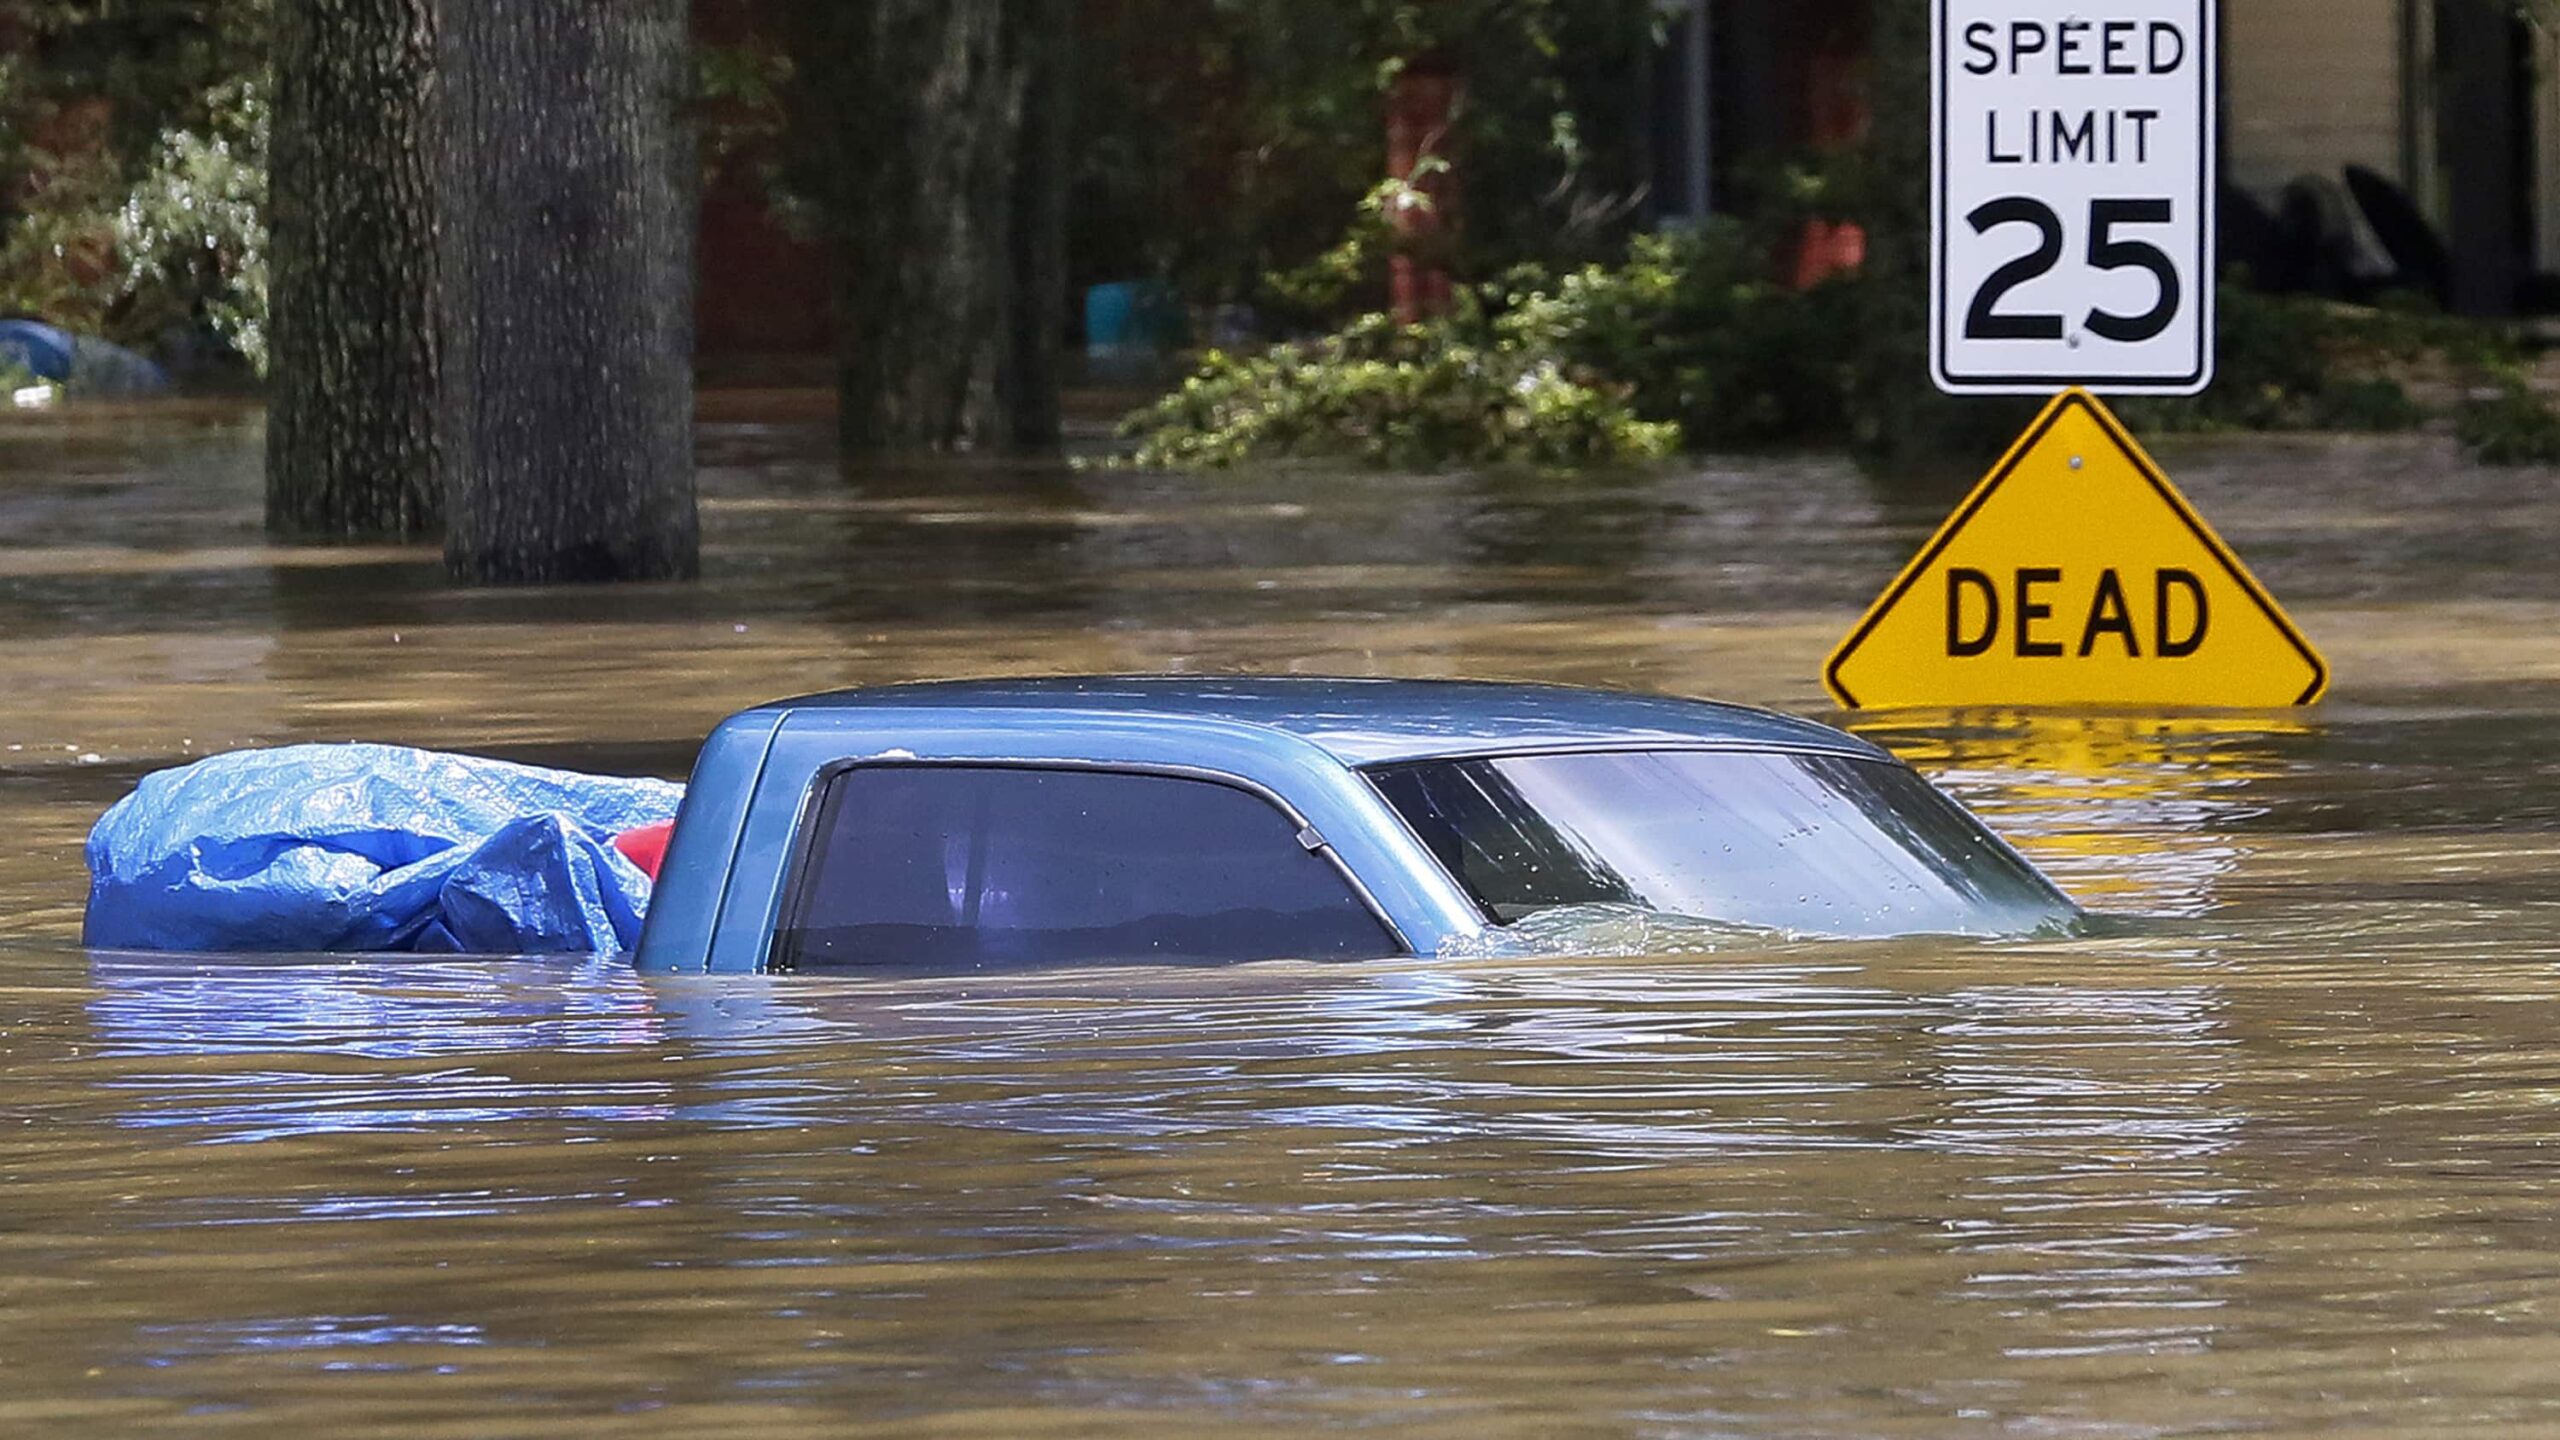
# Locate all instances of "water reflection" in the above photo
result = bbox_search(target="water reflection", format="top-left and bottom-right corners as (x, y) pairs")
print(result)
(88, 952), (661, 1060)
(83, 944), (2242, 1173)
(1458, 469), (1687, 607)
(56, 937), (2279, 1420)
(1862, 712), (2315, 914)
(85, 953), (675, 1139)
(136, 1316), (489, 1359)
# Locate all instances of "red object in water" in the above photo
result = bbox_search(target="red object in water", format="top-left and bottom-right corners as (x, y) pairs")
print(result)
(616, 820), (676, 881)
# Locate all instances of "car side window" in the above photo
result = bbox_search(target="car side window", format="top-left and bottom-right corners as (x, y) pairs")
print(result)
(772, 765), (1403, 971)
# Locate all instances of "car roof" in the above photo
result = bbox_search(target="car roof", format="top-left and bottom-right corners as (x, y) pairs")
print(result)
(759, 676), (1887, 767)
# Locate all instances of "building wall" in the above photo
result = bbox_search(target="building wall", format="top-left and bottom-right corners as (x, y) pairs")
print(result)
(2226, 0), (2409, 197)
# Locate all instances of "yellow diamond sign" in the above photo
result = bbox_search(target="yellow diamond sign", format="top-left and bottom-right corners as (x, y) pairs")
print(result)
(1827, 390), (2327, 709)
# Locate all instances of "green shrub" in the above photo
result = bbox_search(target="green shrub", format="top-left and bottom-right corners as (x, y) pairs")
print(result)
(2456, 378), (2560, 465)
(0, 6), (271, 375)
(2114, 287), (2492, 437)
(1125, 211), (2549, 472)
(1121, 308), (1679, 470)
(1121, 222), (1846, 470)
(1519, 227), (1859, 450)
(108, 79), (269, 373)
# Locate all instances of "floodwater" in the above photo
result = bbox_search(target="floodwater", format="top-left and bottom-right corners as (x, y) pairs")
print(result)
(3, 399), (2559, 1435)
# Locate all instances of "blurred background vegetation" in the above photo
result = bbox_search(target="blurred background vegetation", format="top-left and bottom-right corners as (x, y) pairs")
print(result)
(4, 0), (2554, 468)
(0, 0), (268, 381)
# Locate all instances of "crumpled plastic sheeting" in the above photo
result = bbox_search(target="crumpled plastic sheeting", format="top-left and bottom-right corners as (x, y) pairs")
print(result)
(84, 745), (684, 955)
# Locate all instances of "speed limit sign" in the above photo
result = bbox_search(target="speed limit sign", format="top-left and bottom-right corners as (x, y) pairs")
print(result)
(1933, 1), (2216, 395)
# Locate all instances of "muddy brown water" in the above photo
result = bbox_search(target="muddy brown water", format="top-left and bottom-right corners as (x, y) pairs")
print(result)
(2, 400), (2558, 1435)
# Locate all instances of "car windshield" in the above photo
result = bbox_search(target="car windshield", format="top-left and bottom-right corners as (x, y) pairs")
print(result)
(1367, 749), (2076, 939)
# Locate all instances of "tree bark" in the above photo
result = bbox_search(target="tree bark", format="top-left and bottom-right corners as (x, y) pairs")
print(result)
(437, 0), (698, 583)
(794, 0), (1067, 454)
(266, 0), (442, 539)
(1001, 0), (1071, 451)
(2434, 0), (2525, 317)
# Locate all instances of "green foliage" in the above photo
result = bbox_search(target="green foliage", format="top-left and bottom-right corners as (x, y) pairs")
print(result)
(1128, 195), (2560, 472)
(2110, 288), (2477, 436)
(2, 1), (267, 163)
(693, 39), (811, 237)
(106, 78), (268, 371)
(0, 1), (270, 372)
(1128, 219), (1893, 471)
(1121, 306), (1678, 470)
(695, 41), (792, 157)
(1069, 0), (1663, 309)
(1514, 228), (1859, 450)
(0, 111), (121, 333)
(1263, 159), (1448, 313)
(2456, 376), (2560, 465)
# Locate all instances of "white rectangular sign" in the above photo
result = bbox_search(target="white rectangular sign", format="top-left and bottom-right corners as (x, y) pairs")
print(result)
(1933, 1), (2217, 395)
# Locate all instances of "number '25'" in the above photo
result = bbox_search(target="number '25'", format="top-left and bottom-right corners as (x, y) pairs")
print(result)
(1965, 198), (2179, 344)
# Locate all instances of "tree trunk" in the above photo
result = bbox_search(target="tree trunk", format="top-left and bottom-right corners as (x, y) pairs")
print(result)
(266, 0), (442, 539)
(1001, 0), (1071, 451)
(437, 0), (698, 583)
(795, 0), (1066, 454)
(2435, 0), (2526, 317)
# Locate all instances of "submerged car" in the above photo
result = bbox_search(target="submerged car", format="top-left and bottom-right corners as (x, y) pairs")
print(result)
(633, 678), (2077, 973)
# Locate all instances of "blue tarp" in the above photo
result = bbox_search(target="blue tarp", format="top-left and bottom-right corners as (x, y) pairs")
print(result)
(0, 320), (74, 382)
(0, 320), (170, 394)
(84, 746), (684, 955)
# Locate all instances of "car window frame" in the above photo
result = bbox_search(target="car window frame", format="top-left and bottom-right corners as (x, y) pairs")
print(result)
(1358, 742), (2071, 928)
(765, 758), (1415, 971)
